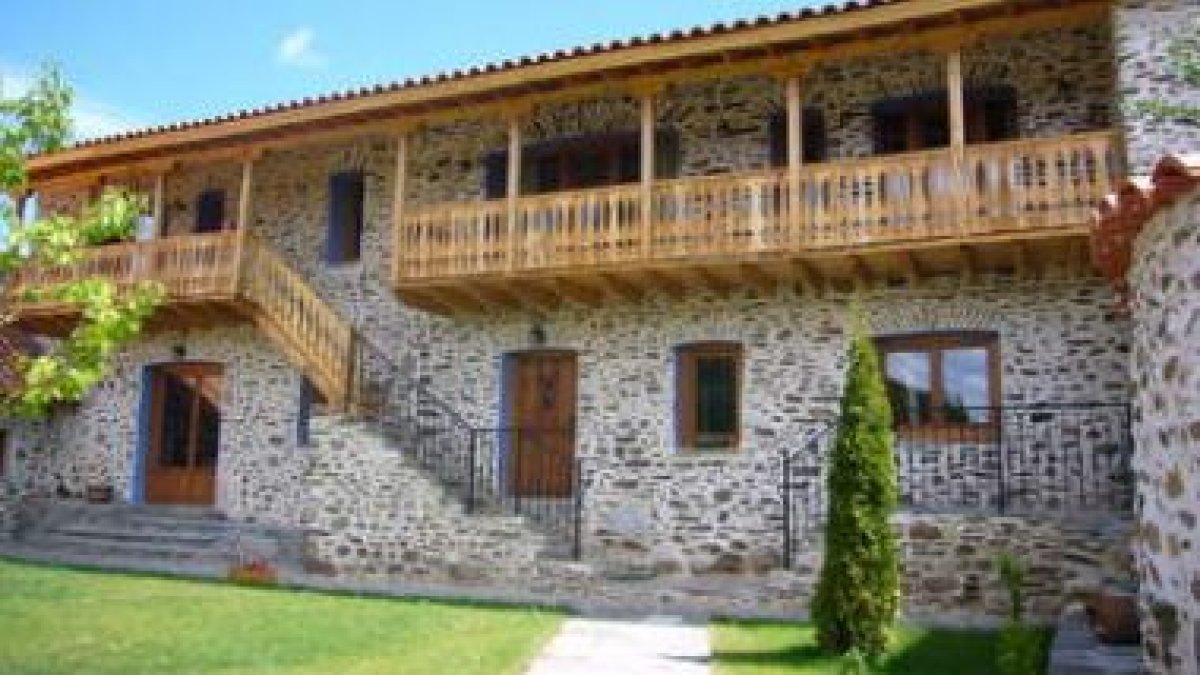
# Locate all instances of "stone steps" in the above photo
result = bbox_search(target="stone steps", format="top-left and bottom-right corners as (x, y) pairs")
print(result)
(11, 502), (304, 573)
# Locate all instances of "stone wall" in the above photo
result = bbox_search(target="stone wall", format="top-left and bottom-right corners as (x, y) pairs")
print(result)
(13, 324), (309, 526)
(303, 416), (549, 581)
(1128, 189), (1200, 673)
(1114, 0), (1200, 174)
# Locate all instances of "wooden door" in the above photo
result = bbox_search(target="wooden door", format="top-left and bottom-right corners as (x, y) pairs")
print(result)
(508, 351), (577, 497)
(145, 363), (222, 505)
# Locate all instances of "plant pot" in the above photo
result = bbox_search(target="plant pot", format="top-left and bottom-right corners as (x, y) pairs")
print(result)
(84, 484), (114, 504)
(1088, 587), (1141, 645)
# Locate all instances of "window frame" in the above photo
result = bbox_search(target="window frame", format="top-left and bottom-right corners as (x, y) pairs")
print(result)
(874, 332), (1001, 439)
(675, 341), (743, 453)
(325, 170), (366, 265)
(483, 129), (681, 199)
(870, 88), (1018, 155)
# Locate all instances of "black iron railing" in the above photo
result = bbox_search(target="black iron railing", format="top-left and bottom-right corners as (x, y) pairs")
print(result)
(783, 403), (1133, 569)
(344, 333), (584, 559)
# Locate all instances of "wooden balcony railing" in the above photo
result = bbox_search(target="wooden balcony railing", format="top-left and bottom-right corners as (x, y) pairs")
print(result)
(395, 130), (1120, 281)
(8, 230), (243, 310)
(9, 230), (357, 406)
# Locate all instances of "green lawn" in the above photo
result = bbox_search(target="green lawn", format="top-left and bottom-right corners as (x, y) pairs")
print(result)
(0, 559), (562, 675)
(713, 620), (1028, 674)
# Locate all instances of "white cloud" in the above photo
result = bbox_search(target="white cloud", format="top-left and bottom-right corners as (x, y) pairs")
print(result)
(0, 63), (143, 142)
(276, 27), (327, 69)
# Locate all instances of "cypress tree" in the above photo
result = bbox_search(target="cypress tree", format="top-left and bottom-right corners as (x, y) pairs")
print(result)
(812, 325), (899, 656)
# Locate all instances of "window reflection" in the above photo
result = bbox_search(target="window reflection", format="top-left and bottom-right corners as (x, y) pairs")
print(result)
(885, 351), (932, 426)
(942, 348), (991, 423)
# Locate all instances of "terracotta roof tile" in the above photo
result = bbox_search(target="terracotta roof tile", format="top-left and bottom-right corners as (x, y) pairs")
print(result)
(52, 0), (896, 153)
(1091, 154), (1200, 310)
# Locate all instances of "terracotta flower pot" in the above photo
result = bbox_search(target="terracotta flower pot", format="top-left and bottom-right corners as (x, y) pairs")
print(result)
(84, 484), (114, 504)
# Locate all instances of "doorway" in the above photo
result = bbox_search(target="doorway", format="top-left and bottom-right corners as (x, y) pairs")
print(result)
(505, 350), (577, 497)
(144, 362), (222, 505)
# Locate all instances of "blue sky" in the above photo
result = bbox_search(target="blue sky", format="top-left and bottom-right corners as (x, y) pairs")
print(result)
(4, 1), (822, 141)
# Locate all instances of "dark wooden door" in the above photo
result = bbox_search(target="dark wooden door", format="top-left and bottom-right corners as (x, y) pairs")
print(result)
(145, 363), (222, 505)
(508, 351), (577, 497)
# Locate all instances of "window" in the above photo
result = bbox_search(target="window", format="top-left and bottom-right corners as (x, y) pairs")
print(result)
(483, 130), (680, 199)
(194, 189), (226, 233)
(768, 108), (828, 166)
(875, 332), (1000, 431)
(326, 171), (365, 264)
(676, 342), (742, 451)
(871, 88), (1017, 155)
(296, 377), (326, 447)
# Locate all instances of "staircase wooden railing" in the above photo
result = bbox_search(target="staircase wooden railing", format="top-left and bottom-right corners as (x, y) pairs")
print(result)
(396, 130), (1121, 280)
(237, 234), (357, 407)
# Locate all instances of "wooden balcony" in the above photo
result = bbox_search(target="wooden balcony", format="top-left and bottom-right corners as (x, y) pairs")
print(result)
(394, 131), (1120, 312)
(9, 231), (248, 334)
(8, 231), (357, 405)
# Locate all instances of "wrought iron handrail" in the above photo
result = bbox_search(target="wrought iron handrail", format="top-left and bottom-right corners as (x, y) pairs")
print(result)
(781, 403), (1133, 569)
(345, 332), (584, 559)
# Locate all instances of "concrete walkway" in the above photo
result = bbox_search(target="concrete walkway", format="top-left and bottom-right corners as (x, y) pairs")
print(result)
(526, 615), (712, 675)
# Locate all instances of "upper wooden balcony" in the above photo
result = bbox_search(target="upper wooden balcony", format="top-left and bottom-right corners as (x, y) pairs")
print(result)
(393, 131), (1120, 313)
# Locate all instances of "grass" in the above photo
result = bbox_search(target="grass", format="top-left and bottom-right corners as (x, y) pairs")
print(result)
(0, 559), (562, 675)
(712, 619), (1040, 674)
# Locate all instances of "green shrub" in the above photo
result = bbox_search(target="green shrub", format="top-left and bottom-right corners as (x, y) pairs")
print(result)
(996, 554), (1047, 675)
(997, 621), (1046, 675)
(812, 324), (899, 656)
(998, 553), (1026, 622)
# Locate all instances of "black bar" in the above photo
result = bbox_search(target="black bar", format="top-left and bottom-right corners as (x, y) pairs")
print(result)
(573, 457), (583, 561)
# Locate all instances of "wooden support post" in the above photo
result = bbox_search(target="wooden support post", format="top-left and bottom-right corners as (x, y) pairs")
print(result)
(639, 91), (656, 253)
(151, 173), (166, 238)
(392, 131), (408, 285)
(234, 156), (255, 292)
(946, 48), (967, 227)
(785, 76), (804, 237)
(506, 113), (522, 271)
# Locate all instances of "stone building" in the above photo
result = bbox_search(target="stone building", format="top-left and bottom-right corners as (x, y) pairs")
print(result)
(1, 0), (1197, 659)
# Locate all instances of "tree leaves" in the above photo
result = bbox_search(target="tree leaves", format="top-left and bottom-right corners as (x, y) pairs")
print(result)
(0, 66), (160, 418)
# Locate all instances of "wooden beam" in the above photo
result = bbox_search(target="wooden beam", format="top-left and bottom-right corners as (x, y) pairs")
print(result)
(785, 74), (803, 232)
(1012, 239), (1032, 278)
(958, 244), (979, 284)
(898, 251), (923, 286)
(643, 269), (688, 300)
(391, 132), (408, 286)
(590, 273), (643, 303)
(850, 255), (875, 290)
(506, 113), (522, 272)
(737, 263), (780, 293)
(639, 90), (656, 250)
(151, 173), (166, 239)
(237, 158), (254, 230)
(792, 258), (825, 297)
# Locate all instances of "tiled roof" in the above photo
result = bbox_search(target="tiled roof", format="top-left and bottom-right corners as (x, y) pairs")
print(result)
(1091, 154), (1200, 308)
(59, 1), (896, 153)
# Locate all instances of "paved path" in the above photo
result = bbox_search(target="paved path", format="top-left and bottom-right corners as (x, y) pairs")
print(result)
(526, 615), (712, 675)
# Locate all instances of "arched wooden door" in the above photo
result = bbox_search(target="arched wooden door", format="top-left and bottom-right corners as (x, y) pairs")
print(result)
(145, 362), (222, 505)
(506, 351), (577, 497)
